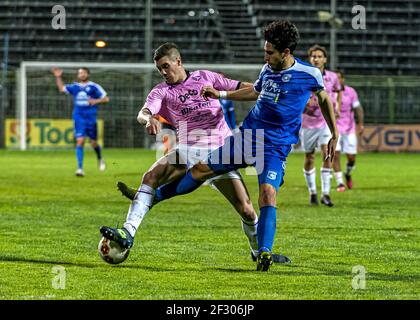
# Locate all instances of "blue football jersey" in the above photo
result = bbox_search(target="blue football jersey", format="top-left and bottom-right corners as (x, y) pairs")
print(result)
(242, 58), (324, 146)
(64, 81), (107, 117)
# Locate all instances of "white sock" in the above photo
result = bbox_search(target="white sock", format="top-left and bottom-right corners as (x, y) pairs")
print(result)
(241, 217), (258, 255)
(335, 171), (344, 185)
(303, 168), (317, 194)
(321, 167), (333, 195)
(123, 184), (155, 237)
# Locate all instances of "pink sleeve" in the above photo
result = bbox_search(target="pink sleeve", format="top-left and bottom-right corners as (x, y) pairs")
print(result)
(211, 72), (240, 91)
(144, 87), (164, 114)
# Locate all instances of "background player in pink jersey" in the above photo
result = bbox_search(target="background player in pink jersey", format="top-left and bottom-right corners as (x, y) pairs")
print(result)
(333, 70), (364, 191)
(300, 44), (342, 207)
(100, 43), (289, 263)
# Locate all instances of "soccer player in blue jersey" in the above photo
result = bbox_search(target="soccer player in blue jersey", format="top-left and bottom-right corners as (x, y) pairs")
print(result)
(196, 21), (338, 270)
(52, 67), (109, 177)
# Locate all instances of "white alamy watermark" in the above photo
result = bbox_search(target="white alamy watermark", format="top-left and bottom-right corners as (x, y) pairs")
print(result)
(352, 265), (367, 290)
(352, 5), (367, 30)
(51, 5), (66, 30)
(154, 122), (266, 175)
(51, 265), (66, 289)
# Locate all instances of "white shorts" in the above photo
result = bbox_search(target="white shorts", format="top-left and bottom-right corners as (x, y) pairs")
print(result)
(300, 126), (332, 153)
(176, 145), (242, 182)
(335, 133), (357, 154)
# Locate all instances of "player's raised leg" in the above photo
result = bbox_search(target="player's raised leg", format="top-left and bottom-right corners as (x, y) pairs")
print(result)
(101, 153), (187, 249)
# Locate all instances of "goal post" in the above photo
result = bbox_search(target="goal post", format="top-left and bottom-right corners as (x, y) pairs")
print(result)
(15, 61), (262, 150)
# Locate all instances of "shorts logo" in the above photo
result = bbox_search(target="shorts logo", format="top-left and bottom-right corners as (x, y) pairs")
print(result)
(282, 74), (292, 82)
(192, 76), (201, 81)
(267, 170), (277, 180)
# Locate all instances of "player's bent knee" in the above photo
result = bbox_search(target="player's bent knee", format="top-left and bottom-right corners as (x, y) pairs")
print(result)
(76, 139), (85, 146)
(259, 185), (277, 207)
(142, 170), (161, 187)
(191, 163), (213, 181)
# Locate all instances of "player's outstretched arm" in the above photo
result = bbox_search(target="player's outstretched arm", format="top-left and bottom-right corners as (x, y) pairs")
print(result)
(201, 85), (259, 101)
(316, 89), (339, 161)
(52, 68), (65, 93)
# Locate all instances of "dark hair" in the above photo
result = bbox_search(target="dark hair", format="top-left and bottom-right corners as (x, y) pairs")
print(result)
(335, 69), (344, 77)
(153, 42), (181, 61)
(263, 20), (299, 53)
(79, 67), (90, 74)
(308, 44), (328, 58)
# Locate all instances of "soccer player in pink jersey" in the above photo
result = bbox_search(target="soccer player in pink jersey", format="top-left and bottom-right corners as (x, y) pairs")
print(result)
(100, 43), (289, 263)
(300, 44), (342, 207)
(333, 70), (364, 191)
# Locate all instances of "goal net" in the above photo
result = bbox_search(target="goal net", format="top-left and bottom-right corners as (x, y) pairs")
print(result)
(13, 61), (261, 150)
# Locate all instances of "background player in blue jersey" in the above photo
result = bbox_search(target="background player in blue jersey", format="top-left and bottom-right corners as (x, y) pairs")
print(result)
(52, 67), (109, 177)
(219, 98), (237, 130)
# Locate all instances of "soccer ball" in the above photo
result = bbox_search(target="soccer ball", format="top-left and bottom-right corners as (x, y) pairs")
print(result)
(98, 237), (130, 264)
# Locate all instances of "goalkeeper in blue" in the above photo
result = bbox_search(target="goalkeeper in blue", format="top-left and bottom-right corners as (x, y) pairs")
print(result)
(125, 21), (338, 271)
(52, 67), (109, 177)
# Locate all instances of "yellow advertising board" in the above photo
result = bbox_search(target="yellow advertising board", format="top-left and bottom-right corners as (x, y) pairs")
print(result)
(359, 124), (420, 152)
(5, 119), (104, 149)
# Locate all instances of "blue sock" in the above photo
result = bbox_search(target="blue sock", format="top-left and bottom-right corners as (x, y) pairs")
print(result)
(257, 206), (277, 252)
(155, 171), (203, 202)
(76, 145), (84, 169)
(154, 175), (184, 202)
(93, 145), (102, 160)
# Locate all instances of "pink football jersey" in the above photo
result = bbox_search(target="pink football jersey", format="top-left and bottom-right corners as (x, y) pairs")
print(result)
(336, 85), (361, 134)
(302, 69), (341, 129)
(144, 70), (239, 147)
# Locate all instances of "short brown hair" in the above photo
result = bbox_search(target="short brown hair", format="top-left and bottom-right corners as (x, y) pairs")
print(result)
(308, 44), (328, 58)
(153, 42), (181, 62)
(79, 67), (90, 74)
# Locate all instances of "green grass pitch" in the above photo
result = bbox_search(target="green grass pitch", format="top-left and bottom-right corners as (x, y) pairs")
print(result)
(0, 149), (418, 300)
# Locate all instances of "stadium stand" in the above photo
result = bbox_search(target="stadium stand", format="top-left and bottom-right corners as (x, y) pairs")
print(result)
(250, 0), (420, 75)
(0, 0), (230, 65)
(1, 0), (419, 75)
(212, 0), (261, 63)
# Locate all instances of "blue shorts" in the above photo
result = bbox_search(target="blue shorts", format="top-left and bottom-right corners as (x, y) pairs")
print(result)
(74, 115), (98, 140)
(207, 129), (292, 191)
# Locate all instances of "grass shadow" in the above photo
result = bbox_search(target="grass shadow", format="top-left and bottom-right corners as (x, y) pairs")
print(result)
(0, 254), (197, 272)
